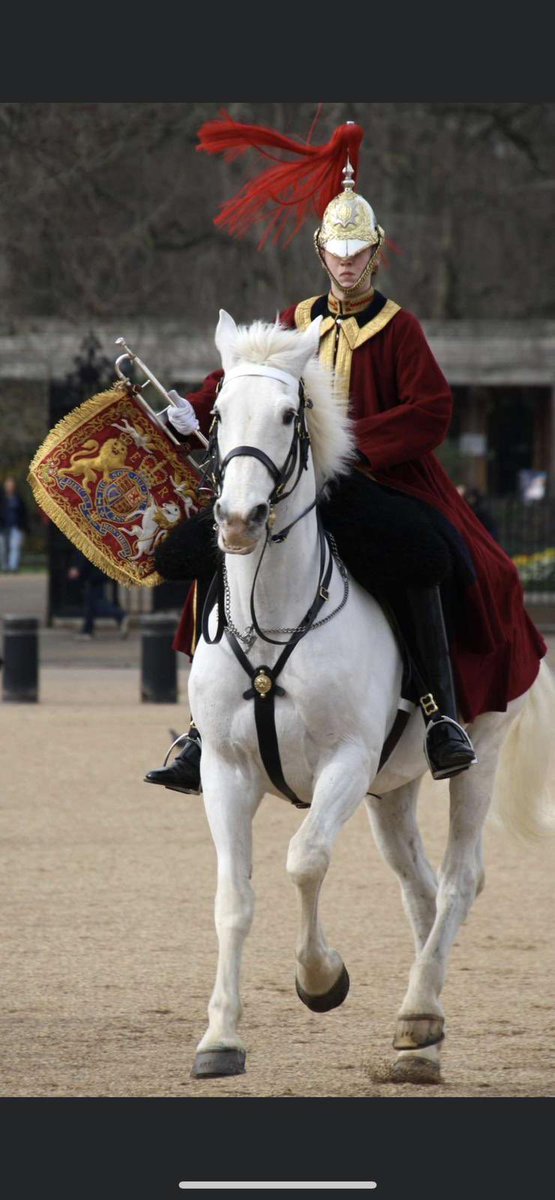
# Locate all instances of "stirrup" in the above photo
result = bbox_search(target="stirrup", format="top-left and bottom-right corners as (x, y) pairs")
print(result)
(162, 729), (199, 767)
(143, 725), (202, 794)
(423, 715), (478, 781)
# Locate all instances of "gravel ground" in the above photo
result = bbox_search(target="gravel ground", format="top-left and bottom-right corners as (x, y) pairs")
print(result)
(1, 651), (554, 1099)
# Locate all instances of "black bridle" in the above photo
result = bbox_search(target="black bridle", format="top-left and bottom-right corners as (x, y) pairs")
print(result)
(201, 369), (333, 648)
(203, 374), (313, 516)
(199, 365), (338, 808)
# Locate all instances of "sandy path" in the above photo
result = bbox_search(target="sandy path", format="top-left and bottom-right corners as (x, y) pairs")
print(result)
(1, 664), (554, 1098)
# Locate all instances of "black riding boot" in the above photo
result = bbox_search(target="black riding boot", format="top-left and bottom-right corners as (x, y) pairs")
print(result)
(144, 546), (214, 796)
(406, 585), (477, 780)
(144, 722), (202, 794)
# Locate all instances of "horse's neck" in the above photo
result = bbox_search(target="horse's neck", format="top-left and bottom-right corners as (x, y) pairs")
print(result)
(224, 470), (322, 651)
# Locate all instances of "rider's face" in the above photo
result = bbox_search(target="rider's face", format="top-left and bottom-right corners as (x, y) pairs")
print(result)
(322, 247), (373, 294)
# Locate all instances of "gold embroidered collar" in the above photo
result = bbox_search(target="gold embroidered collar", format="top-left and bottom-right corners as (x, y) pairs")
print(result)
(293, 292), (402, 407)
(294, 294), (401, 346)
(326, 289), (375, 316)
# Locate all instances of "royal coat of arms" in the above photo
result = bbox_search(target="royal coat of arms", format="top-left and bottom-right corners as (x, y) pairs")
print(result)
(28, 379), (210, 586)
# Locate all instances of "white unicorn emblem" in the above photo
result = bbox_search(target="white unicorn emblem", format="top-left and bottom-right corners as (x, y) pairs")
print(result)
(124, 497), (181, 560)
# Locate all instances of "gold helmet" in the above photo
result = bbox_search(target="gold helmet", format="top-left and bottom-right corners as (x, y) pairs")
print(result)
(315, 148), (385, 292)
(316, 155), (385, 258)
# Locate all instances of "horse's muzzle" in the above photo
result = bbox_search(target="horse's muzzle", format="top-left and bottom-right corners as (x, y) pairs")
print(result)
(220, 536), (257, 555)
(215, 501), (269, 554)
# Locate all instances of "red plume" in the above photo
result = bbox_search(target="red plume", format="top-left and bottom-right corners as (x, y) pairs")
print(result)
(197, 112), (364, 249)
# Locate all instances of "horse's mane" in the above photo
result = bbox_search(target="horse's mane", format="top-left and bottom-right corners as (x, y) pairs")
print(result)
(231, 320), (356, 490)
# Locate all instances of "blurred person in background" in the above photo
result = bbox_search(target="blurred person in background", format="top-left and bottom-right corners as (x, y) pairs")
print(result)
(68, 550), (129, 640)
(0, 476), (29, 572)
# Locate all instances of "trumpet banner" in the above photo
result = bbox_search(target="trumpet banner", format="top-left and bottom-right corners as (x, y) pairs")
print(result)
(28, 380), (211, 587)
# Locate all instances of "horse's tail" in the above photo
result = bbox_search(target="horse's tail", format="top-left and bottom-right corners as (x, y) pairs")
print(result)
(490, 658), (555, 843)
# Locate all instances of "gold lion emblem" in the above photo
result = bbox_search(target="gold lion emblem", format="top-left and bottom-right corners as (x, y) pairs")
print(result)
(58, 437), (129, 493)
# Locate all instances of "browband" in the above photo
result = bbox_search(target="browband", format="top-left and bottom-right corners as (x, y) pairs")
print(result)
(222, 365), (300, 390)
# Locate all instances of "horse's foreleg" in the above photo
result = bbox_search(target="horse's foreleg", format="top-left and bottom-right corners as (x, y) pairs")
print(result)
(287, 751), (371, 1011)
(393, 715), (511, 1067)
(193, 757), (262, 1078)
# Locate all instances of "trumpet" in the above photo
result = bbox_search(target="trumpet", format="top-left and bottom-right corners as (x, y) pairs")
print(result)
(114, 336), (209, 450)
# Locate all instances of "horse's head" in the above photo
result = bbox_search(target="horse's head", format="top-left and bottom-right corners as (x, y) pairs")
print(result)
(210, 309), (331, 555)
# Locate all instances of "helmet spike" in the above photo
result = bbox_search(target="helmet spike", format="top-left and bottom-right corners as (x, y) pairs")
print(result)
(342, 155), (355, 192)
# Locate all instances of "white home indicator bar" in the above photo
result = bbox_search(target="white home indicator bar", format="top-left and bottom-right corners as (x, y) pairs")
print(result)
(178, 1184), (377, 1191)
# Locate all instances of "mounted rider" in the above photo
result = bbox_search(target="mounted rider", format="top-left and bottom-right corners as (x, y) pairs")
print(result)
(144, 115), (546, 795)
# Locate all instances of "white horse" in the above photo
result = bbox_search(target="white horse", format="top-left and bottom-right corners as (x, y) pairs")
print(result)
(188, 309), (555, 1083)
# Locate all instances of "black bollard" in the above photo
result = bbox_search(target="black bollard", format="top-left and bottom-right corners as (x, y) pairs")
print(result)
(2, 615), (39, 702)
(140, 613), (178, 703)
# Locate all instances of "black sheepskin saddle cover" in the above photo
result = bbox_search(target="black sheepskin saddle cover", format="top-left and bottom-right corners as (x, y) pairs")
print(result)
(154, 470), (475, 602)
(154, 504), (219, 583)
(320, 472), (452, 590)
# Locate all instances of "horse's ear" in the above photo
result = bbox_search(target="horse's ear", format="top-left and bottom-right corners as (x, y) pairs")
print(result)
(306, 315), (323, 359)
(296, 316), (322, 371)
(215, 309), (239, 370)
(281, 315), (322, 379)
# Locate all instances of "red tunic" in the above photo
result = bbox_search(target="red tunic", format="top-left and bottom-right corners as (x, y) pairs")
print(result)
(174, 293), (546, 721)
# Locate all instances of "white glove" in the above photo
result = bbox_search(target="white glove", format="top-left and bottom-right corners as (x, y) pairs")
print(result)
(165, 389), (200, 435)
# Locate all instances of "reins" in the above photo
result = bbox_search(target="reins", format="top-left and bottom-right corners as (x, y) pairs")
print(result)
(221, 526), (334, 808)
(201, 369), (328, 650)
(200, 366), (339, 807)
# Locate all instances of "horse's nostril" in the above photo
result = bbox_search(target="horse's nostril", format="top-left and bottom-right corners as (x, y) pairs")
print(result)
(214, 499), (223, 522)
(250, 503), (269, 525)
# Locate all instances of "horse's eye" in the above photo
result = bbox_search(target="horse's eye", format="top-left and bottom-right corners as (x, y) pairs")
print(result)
(282, 408), (296, 426)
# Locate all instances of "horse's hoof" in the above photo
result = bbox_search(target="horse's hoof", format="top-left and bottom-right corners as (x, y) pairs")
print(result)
(295, 964), (350, 1013)
(192, 1048), (246, 1078)
(392, 1014), (445, 1050)
(391, 1055), (442, 1085)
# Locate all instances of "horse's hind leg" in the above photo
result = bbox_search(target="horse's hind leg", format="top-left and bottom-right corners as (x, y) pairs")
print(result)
(287, 749), (371, 1011)
(192, 755), (262, 1079)
(365, 781), (444, 1081)
(365, 780), (437, 952)
(393, 713), (512, 1073)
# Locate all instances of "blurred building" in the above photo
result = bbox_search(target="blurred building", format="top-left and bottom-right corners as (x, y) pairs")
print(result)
(427, 320), (555, 499)
(2, 315), (555, 499)
(4, 315), (555, 618)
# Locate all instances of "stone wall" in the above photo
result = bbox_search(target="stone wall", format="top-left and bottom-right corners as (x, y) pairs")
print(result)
(2, 316), (555, 387)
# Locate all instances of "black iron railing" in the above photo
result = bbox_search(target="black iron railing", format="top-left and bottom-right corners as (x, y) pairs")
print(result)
(489, 498), (555, 592)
